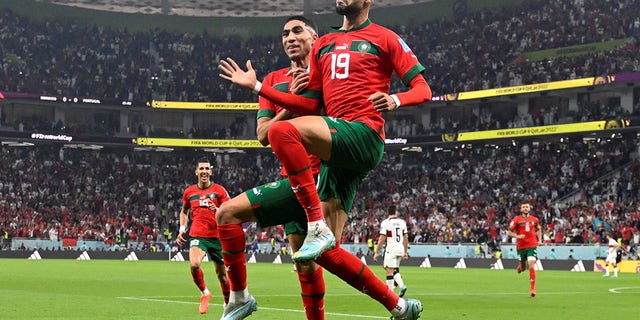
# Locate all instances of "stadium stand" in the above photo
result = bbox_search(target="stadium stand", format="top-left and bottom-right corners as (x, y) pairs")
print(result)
(0, 1), (638, 259)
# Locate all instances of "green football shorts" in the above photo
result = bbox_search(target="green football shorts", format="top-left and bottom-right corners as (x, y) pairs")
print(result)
(245, 178), (308, 236)
(189, 237), (223, 263)
(317, 117), (384, 214)
(517, 247), (538, 262)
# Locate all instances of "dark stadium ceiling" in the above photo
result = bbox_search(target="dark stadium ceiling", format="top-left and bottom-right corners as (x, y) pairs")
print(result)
(35, 0), (434, 17)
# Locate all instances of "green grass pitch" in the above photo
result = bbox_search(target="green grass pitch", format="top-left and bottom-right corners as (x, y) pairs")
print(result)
(1, 259), (637, 319)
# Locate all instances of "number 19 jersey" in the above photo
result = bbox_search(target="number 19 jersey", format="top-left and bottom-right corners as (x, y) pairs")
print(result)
(306, 19), (425, 139)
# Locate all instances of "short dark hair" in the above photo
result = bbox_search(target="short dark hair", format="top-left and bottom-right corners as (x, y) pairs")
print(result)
(285, 15), (318, 35)
(388, 205), (397, 216)
(197, 158), (210, 165)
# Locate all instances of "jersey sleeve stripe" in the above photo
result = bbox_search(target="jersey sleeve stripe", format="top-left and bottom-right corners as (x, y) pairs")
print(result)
(257, 109), (276, 119)
(401, 64), (426, 85)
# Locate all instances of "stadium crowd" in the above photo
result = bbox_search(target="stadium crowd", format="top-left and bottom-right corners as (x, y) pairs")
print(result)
(1, 139), (638, 255)
(2, 0), (640, 139)
(1, 0), (639, 103)
(1, 0), (639, 258)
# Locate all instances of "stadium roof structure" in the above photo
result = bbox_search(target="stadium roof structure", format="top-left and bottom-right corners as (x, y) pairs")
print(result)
(34, 0), (436, 17)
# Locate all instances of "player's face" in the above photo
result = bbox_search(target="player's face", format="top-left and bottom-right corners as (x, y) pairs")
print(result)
(520, 204), (531, 215)
(281, 20), (316, 62)
(195, 162), (211, 184)
(336, 0), (367, 16)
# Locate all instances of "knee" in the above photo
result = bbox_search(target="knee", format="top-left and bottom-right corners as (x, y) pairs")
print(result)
(267, 121), (298, 145)
(216, 202), (231, 225)
(296, 261), (317, 274)
(217, 270), (228, 283)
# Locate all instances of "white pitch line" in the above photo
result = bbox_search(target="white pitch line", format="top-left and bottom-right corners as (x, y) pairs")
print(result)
(608, 286), (640, 294)
(117, 296), (389, 319)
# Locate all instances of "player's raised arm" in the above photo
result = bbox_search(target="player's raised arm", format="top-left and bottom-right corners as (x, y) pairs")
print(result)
(218, 58), (258, 90)
(218, 57), (320, 115)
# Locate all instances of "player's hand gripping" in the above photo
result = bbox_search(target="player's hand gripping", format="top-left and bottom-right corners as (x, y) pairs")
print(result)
(287, 67), (310, 94)
(368, 92), (398, 112)
(218, 58), (258, 90)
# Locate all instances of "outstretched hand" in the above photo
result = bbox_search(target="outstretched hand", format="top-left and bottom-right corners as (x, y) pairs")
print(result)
(218, 58), (258, 90)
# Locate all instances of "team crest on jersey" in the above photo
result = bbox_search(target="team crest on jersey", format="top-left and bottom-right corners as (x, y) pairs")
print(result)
(397, 38), (411, 52)
(265, 181), (281, 189)
(358, 43), (370, 55)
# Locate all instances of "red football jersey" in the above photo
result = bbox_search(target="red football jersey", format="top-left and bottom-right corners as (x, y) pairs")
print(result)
(508, 214), (540, 250)
(182, 183), (230, 238)
(258, 67), (321, 178)
(306, 20), (425, 139)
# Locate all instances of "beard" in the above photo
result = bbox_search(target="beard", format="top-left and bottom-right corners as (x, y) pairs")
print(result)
(336, 1), (361, 16)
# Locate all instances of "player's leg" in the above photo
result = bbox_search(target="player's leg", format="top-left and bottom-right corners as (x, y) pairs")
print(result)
(217, 193), (259, 319)
(393, 265), (407, 297)
(612, 261), (618, 277)
(268, 116), (335, 260)
(208, 240), (230, 306)
(314, 122), (420, 319)
(188, 241), (211, 314)
(317, 199), (421, 320)
(384, 266), (396, 291)
(603, 256), (612, 276)
(217, 193), (256, 306)
(383, 254), (405, 294)
(289, 230), (325, 320)
(516, 250), (525, 273)
(526, 249), (537, 297)
(219, 180), (314, 319)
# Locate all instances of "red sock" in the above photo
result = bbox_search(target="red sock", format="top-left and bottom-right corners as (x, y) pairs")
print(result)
(316, 246), (398, 311)
(220, 280), (230, 304)
(529, 268), (536, 290)
(218, 224), (247, 291)
(298, 267), (325, 320)
(191, 267), (206, 292)
(268, 121), (323, 222)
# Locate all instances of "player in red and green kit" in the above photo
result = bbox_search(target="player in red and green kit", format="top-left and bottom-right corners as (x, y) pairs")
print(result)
(176, 158), (231, 314)
(218, 1), (431, 318)
(216, 16), (326, 320)
(507, 203), (542, 297)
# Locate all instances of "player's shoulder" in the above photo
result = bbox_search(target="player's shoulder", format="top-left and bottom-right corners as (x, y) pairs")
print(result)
(184, 184), (199, 192)
(368, 21), (396, 33)
(263, 68), (290, 83)
(211, 182), (228, 191)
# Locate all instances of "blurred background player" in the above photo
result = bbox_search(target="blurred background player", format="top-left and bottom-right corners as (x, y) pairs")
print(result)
(603, 234), (620, 277)
(176, 158), (231, 314)
(218, 0), (431, 319)
(216, 16), (326, 320)
(507, 202), (542, 297)
(374, 205), (409, 297)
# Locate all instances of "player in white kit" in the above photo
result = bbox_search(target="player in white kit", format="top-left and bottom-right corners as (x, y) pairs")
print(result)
(603, 234), (620, 277)
(374, 205), (409, 297)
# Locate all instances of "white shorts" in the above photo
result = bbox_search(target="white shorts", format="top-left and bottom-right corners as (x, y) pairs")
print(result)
(383, 253), (403, 268)
(605, 253), (617, 264)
